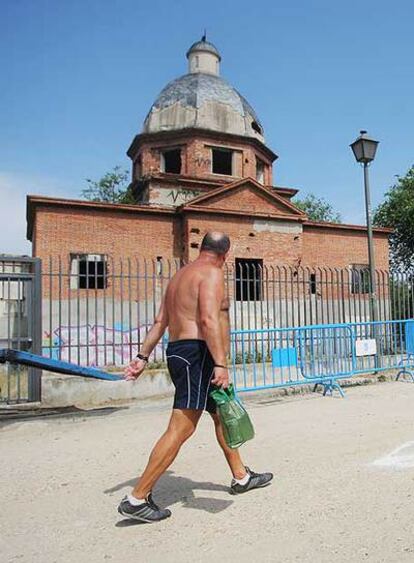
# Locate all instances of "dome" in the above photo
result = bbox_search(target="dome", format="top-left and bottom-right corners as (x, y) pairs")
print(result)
(143, 73), (264, 141)
(186, 39), (221, 61)
(142, 39), (265, 142)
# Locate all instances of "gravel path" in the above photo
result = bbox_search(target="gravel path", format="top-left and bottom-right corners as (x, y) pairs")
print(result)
(1, 382), (414, 563)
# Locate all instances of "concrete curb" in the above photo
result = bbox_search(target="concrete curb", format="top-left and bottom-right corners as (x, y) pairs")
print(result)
(39, 368), (401, 409)
(1, 368), (407, 411)
(40, 369), (174, 408)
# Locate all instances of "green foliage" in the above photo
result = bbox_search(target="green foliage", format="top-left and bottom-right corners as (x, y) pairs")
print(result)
(234, 350), (271, 364)
(82, 166), (135, 204)
(294, 194), (342, 223)
(374, 165), (414, 273)
(390, 278), (413, 320)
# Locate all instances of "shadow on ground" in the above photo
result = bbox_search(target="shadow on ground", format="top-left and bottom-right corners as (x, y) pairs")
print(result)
(106, 470), (234, 525)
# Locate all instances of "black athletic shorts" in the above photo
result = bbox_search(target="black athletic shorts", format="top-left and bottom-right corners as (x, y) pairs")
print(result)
(166, 339), (216, 413)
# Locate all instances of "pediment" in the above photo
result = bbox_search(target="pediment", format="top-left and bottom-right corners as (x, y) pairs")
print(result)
(181, 177), (306, 218)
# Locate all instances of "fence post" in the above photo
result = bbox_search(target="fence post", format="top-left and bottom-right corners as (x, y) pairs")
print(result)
(28, 257), (42, 402)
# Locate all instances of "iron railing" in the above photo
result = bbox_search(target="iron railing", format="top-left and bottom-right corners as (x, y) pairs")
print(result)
(0, 256), (42, 403)
(36, 257), (414, 367)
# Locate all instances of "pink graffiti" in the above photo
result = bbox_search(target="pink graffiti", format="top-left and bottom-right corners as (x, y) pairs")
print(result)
(45, 324), (164, 367)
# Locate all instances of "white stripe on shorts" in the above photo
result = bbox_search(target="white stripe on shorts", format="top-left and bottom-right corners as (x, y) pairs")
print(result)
(203, 368), (215, 410)
(166, 354), (191, 365)
(186, 365), (191, 408)
(196, 348), (207, 409)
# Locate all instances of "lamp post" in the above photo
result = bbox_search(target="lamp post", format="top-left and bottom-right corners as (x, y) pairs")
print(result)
(350, 130), (379, 322)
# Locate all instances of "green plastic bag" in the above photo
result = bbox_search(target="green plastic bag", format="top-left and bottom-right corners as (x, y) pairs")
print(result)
(210, 384), (255, 449)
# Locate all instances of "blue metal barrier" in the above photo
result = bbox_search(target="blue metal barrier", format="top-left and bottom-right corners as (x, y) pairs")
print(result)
(0, 349), (121, 381)
(396, 321), (414, 382)
(230, 319), (414, 397)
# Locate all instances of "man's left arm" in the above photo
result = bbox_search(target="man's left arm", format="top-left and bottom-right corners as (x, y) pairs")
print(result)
(220, 297), (231, 358)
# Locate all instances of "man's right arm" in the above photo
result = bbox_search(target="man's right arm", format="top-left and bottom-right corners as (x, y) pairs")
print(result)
(199, 268), (229, 388)
(124, 295), (169, 381)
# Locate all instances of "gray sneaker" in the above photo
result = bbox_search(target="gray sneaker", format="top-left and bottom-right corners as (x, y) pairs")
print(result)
(117, 493), (171, 523)
(230, 466), (273, 494)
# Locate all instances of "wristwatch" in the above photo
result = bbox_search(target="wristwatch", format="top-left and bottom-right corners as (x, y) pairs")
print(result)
(136, 353), (149, 362)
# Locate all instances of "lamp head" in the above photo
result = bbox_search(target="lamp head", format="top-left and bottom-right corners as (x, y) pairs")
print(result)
(350, 130), (379, 164)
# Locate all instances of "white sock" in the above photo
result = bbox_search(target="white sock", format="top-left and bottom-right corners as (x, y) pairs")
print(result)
(234, 473), (250, 486)
(127, 493), (146, 505)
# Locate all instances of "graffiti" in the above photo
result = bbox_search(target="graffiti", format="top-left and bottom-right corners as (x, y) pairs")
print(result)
(42, 324), (167, 367)
(194, 157), (211, 167)
(167, 188), (201, 204)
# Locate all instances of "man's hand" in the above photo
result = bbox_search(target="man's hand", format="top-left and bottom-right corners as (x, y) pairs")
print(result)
(124, 358), (147, 381)
(211, 366), (229, 389)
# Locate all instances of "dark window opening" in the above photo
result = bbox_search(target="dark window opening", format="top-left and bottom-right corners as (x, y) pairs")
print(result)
(133, 155), (142, 179)
(309, 273), (317, 295)
(212, 148), (233, 175)
(251, 121), (262, 134)
(351, 264), (370, 294)
(190, 227), (200, 234)
(71, 254), (108, 290)
(161, 149), (181, 174)
(235, 258), (263, 301)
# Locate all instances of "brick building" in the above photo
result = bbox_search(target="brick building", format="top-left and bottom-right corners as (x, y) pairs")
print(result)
(27, 36), (390, 287)
(23, 37), (393, 364)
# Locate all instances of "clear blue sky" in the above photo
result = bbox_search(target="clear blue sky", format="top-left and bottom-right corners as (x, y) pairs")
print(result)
(1, 0), (413, 254)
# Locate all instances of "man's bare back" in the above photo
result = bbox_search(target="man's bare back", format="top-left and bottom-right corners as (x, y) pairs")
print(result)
(165, 261), (225, 342)
(125, 242), (229, 388)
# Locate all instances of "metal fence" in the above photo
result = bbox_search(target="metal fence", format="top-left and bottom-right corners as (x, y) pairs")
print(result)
(231, 319), (414, 394)
(36, 257), (414, 367)
(0, 256), (42, 403)
(2, 254), (414, 404)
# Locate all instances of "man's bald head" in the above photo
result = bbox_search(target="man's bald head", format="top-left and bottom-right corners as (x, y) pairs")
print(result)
(200, 231), (230, 256)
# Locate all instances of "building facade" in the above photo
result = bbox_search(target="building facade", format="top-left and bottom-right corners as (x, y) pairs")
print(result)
(27, 37), (390, 273)
(24, 38), (393, 366)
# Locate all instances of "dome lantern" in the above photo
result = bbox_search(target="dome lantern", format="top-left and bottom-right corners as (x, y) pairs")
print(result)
(186, 35), (221, 76)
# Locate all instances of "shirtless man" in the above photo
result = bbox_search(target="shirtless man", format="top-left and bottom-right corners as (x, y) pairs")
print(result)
(118, 232), (273, 523)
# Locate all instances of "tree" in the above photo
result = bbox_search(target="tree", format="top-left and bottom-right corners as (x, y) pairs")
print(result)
(374, 165), (414, 273)
(293, 194), (342, 223)
(81, 166), (135, 204)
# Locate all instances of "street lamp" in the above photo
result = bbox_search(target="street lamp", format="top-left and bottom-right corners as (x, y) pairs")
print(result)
(350, 130), (379, 322)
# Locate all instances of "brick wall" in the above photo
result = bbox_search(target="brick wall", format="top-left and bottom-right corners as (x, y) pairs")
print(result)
(34, 205), (179, 261)
(31, 201), (391, 302)
(196, 185), (298, 216)
(33, 204), (390, 272)
(33, 204), (181, 298)
(184, 213), (303, 264)
(137, 134), (273, 185)
(302, 225), (390, 270)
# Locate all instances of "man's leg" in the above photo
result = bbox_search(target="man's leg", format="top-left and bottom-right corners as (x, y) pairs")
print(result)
(132, 408), (202, 499)
(210, 411), (274, 494)
(209, 412), (247, 479)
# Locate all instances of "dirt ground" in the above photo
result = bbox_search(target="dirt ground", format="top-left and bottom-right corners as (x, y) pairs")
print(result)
(2, 381), (414, 563)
